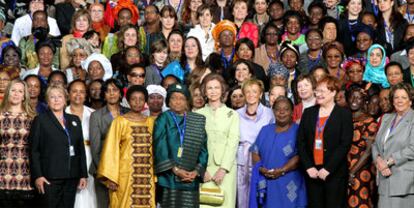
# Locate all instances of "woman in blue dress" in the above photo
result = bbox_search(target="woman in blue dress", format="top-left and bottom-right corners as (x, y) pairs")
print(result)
(249, 96), (307, 208)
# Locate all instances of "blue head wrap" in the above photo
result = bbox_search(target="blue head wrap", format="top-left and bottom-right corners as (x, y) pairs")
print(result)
(363, 44), (389, 88)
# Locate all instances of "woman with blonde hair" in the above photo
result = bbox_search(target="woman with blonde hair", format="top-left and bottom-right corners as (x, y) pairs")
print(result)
(0, 80), (36, 207)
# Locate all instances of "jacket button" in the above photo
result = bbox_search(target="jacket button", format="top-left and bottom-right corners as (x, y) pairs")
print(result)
(324, 149), (327, 152)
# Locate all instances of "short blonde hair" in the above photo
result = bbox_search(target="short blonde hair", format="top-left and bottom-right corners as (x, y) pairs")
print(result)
(241, 78), (265, 94)
(45, 85), (68, 105)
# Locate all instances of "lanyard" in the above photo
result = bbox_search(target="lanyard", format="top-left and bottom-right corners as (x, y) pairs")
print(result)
(221, 49), (235, 69)
(169, 111), (186, 147)
(109, 109), (123, 119)
(152, 64), (163, 80)
(307, 51), (322, 70)
(316, 114), (330, 139)
(62, 116), (72, 147)
(384, 22), (394, 48)
(372, 0), (379, 16)
(348, 19), (357, 42)
(169, 0), (182, 15)
(389, 112), (408, 134)
(407, 8), (414, 23)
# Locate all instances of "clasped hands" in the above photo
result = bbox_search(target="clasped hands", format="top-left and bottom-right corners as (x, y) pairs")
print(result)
(173, 167), (198, 183)
(259, 167), (284, 179)
(203, 168), (226, 185)
(306, 167), (330, 181)
(376, 156), (393, 177)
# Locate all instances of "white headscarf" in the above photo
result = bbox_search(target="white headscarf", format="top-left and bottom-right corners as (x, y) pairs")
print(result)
(81, 53), (113, 81)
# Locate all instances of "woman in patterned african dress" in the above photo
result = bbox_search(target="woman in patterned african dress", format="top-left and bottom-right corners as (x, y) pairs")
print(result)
(346, 85), (378, 208)
(97, 85), (156, 208)
(0, 79), (36, 207)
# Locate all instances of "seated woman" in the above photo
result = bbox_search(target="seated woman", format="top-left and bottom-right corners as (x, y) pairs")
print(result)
(250, 96), (307, 208)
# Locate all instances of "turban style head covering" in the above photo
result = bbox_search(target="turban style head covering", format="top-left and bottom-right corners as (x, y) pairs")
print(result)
(212, 20), (237, 50)
(81, 53), (113, 81)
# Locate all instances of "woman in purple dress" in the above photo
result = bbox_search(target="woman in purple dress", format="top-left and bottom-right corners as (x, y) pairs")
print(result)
(250, 96), (307, 208)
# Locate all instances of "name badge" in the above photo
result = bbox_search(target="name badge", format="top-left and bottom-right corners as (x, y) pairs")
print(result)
(69, 145), (75, 156)
(177, 147), (183, 158)
(315, 139), (323, 150)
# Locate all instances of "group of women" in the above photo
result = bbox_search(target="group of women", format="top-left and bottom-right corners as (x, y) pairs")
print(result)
(0, 0), (414, 207)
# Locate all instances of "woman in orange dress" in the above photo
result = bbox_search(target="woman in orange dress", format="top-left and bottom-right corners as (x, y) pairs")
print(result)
(346, 85), (378, 208)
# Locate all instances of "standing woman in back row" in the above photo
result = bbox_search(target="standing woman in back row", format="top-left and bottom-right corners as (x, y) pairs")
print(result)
(376, 0), (408, 54)
(297, 76), (353, 208)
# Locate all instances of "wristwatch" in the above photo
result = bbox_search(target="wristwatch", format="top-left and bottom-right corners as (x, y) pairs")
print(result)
(386, 159), (394, 167)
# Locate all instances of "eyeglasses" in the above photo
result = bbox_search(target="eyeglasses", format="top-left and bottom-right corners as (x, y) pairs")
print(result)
(130, 73), (145, 78)
(0, 78), (10, 82)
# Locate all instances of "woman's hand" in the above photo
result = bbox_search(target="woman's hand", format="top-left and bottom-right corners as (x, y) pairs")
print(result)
(318, 168), (330, 181)
(306, 167), (319, 179)
(203, 171), (212, 182)
(35, 177), (50, 194)
(212, 168), (227, 185)
(78, 178), (87, 190)
(107, 181), (118, 191)
(381, 168), (392, 177)
(376, 156), (388, 171)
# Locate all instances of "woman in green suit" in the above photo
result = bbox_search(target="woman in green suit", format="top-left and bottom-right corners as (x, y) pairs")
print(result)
(197, 73), (240, 208)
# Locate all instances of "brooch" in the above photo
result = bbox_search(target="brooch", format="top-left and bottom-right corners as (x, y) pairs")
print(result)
(72, 121), (77, 126)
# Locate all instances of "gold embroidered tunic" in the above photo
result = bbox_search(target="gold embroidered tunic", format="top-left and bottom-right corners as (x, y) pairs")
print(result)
(97, 116), (156, 208)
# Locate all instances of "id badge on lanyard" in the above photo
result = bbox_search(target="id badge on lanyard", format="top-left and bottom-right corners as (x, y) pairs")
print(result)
(315, 138), (323, 150)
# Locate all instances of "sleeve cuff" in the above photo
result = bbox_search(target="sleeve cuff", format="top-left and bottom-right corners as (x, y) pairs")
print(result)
(155, 159), (175, 174)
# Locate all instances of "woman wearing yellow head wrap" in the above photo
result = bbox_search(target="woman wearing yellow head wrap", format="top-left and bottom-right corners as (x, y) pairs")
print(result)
(212, 20), (237, 69)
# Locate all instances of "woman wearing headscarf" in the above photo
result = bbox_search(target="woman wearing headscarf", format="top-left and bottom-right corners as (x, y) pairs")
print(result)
(65, 38), (94, 83)
(267, 62), (294, 103)
(81, 53), (113, 83)
(212, 20), (238, 73)
(102, 0), (143, 59)
(363, 44), (390, 89)
(154, 83), (208, 207)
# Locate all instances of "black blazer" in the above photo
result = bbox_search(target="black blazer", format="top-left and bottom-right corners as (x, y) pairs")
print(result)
(29, 110), (87, 180)
(403, 67), (414, 86)
(297, 105), (353, 178)
(55, 3), (76, 36)
(376, 19), (408, 55)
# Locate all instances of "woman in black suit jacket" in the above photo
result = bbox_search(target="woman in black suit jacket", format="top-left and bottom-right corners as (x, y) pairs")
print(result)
(297, 76), (353, 208)
(29, 85), (87, 208)
(376, 0), (408, 55)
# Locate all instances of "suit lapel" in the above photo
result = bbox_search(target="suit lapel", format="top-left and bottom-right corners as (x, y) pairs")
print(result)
(47, 110), (66, 134)
(386, 110), (414, 141)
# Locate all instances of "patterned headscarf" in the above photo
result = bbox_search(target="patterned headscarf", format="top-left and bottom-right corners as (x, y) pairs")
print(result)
(0, 9), (5, 21)
(66, 38), (94, 57)
(268, 62), (289, 80)
(279, 41), (299, 60)
(212, 20), (237, 50)
(104, 0), (139, 28)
